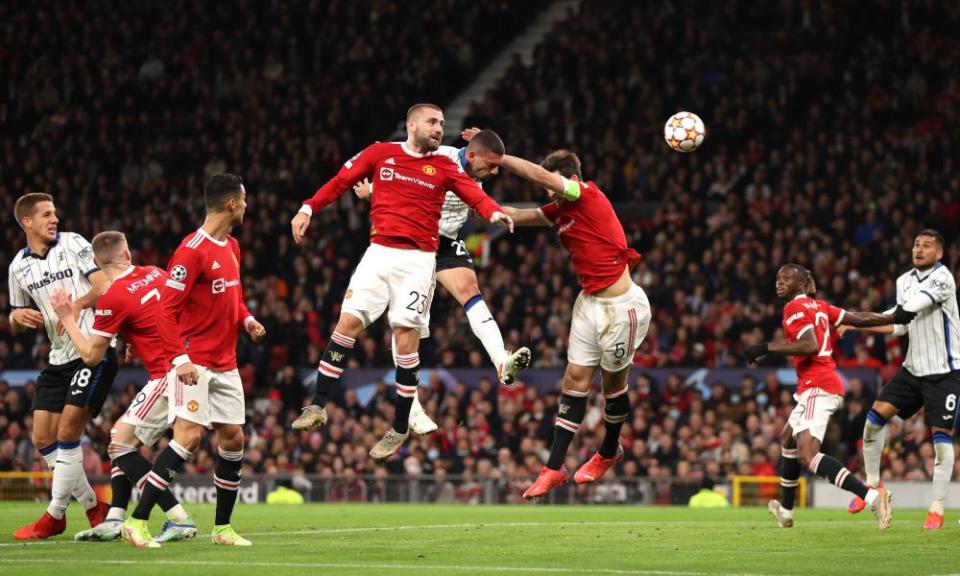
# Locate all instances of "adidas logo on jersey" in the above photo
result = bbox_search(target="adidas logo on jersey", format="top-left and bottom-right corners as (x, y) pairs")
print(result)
(385, 157), (395, 164)
(212, 260), (221, 270)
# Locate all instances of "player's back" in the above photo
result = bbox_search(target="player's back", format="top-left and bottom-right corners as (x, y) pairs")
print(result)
(92, 265), (168, 378)
(540, 180), (640, 293)
(159, 229), (244, 371)
(781, 295), (844, 395)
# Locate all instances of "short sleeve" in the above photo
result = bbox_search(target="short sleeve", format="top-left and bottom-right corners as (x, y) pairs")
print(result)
(826, 303), (845, 327)
(8, 263), (32, 308)
(90, 291), (126, 338)
(65, 233), (99, 277)
(921, 268), (956, 305)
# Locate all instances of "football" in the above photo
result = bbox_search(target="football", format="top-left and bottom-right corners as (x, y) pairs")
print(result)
(664, 111), (706, 153)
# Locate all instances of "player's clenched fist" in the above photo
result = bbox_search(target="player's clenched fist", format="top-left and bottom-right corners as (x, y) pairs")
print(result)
(176, 362), (200, 386)
(291, 212), (311, 245)
(245, 318), (267, 343)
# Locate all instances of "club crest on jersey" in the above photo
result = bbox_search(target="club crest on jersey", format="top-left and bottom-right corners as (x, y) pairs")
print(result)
(171, 265), (188, 281)
(187, 400), (199, 413)
(380, 167), (395, 181)
(422, 165), (436, 176)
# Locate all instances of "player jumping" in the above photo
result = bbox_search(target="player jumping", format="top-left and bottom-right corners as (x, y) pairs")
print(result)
(353, 127), (532, 434)
(289, 103), (514, 461)
(745, 264), (904, 529)
(9, 193), (113, 539)
(496, 150), (650, 500)
(51, 231), (196, 542)
(124, 174), (266, 547)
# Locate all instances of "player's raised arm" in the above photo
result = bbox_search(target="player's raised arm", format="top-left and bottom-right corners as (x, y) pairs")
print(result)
(291, 143), (379, 244)
(502, 205), (552, 227)
(841, 310), (910, 328)
(446, 164), (514, 232)
(50, 289), (111, 367)
(500, 154), (583, 201)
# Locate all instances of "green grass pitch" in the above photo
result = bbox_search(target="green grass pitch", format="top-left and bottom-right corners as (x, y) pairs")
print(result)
(0, 503), (956, 576)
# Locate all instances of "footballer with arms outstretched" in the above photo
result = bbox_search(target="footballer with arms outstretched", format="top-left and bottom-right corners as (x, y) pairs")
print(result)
(497, 150), (650, 499)
(51, 231), (196, 543)
(289, 104), (514, 461)
(745, 264), (907, 529)
(353, 127), (532, 435)
(840, 229), (960, 530)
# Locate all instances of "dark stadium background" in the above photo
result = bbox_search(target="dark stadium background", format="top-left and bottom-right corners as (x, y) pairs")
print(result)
(1, 0), (958, 503)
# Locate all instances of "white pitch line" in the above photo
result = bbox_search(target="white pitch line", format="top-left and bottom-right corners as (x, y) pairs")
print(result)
(0, 519), (885, 548)
(0, 557), (772, 576)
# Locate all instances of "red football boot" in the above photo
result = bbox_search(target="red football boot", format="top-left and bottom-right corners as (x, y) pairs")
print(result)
(13, 512), (66, 540)
(923, 511), (944, 530)
(574, 447), (624, 484)
(86, 500), (110, 528)
(523, 467), (570, 500)
(848, 483), (878, 514)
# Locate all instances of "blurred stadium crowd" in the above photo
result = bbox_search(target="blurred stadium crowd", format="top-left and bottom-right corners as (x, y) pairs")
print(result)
(2, 0), (960, 489)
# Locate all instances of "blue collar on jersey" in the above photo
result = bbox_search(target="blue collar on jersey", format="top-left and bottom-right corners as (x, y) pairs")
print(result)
(23, 233), (60, 259)
(458, 147), (468, 171)
(913, 261), (943, 281)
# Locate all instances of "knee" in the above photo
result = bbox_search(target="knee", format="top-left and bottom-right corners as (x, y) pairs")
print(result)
(56, 409), (86, 442)
(393, 327), (420, 356)
(335, 313), (364, 337)
(32, 429), (54, 450)
(780, 429), (794, 447)
(796, 444), (818, 468)
(108, 426), (139, 459)
(456, 285), (482, 307)
(562, 375), (591, 395)
(217, 426), (245, 452)
(173, 423), (203, 453)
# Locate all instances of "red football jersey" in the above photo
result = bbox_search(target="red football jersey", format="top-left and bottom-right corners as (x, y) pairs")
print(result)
(781, 295), (846, 395)
(539, 180), (641, 293)
(90, 265), (168, 379)
(302, 142), (502, 252)
(157, 229), (252, 371)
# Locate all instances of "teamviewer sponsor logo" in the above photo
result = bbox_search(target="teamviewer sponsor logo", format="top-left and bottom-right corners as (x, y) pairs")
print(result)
(380, 167), (395, 181)
(394, 171), (436, 190)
